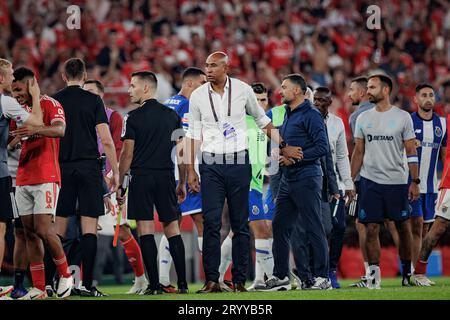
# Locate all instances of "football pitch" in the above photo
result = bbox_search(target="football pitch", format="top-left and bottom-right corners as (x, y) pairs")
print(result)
(64, 277), (450, 300)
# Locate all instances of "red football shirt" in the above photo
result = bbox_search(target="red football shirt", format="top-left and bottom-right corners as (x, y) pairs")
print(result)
(16, 95), (66, 186)
(440, 115), (450, 189)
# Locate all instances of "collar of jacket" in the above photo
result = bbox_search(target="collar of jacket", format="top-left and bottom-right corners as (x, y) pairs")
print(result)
(285, 99), (312, 115)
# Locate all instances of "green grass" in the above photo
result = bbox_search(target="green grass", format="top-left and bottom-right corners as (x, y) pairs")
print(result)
(62, 277), (450, 300)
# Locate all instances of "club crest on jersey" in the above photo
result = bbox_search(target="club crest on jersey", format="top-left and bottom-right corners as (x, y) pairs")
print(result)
(435, 126), (442, 137)
(252, 205), (260, 215)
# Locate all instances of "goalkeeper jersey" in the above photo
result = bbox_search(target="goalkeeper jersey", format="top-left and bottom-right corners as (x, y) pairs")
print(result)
(246, 115), (267, 193)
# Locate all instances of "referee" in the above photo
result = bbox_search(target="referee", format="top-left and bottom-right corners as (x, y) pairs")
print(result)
(53, 58), (119, 297)
(117, 71), (188, 295)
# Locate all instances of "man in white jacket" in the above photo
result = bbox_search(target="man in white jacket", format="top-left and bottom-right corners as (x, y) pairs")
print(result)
(313, 87), (355, 289)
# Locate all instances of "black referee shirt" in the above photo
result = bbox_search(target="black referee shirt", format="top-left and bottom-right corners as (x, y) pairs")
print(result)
(121, 99), (183, 174)
(53, 85), (108, 164)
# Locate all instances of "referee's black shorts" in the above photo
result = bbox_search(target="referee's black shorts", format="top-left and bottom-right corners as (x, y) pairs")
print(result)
(127, 171), (180, 223)
(0, 176), (16, 222)
(56, 163), (104, 218)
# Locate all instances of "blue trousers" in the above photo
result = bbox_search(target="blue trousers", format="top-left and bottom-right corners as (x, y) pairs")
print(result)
(273, 175), (329, 279)
(199, 153), (251, 284)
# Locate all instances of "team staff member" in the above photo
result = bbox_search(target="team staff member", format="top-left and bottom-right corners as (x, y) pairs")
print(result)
(0, 58), (44, 299)
(262, 74), (331, 291)
(313, 87), (355, 288)
(351, 74), (419, 289)
(117, 71), (188, 295)
(186, 52), (295, 293)
(347, 76), (400, 288)
(53, 58), (119, 297)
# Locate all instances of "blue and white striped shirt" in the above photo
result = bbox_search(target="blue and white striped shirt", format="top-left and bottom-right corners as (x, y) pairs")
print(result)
(411, 112), (447, 193)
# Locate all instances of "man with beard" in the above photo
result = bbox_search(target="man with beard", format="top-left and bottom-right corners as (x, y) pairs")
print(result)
(260, 74), (331, 291)
(409, 84), (446, 282)
(347, 76), (400, 288)
(351, 74), (419, 289)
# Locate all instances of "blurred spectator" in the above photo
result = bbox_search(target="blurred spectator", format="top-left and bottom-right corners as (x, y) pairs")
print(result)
(0, 0), (447, 117)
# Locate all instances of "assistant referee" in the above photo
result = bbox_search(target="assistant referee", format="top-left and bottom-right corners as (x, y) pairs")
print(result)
(117, 71), (188, 295)
(53, 58), (119, 297)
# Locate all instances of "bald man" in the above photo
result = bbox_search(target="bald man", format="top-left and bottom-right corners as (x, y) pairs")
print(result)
(186, 52), (300, 293)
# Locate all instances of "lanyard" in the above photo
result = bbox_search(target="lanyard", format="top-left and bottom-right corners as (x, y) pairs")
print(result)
(208, 78), (232, 123)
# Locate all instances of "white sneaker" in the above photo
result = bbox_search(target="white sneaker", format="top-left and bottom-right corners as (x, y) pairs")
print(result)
(366, 274), (381, 289)
(310, 277), (332, 290)
(412, 274), (432, 287)
(19, 287), (48, 300)
(57, 275), (74, 298)
(367, 266), (381, 290)
(127, 276), (149, 295)
(219, 281), (234, 292)
(0, 286), (13, 297)
(246, 281), (265, 292)
(257, 276), (292, 291)
(289, 269), (303, 290)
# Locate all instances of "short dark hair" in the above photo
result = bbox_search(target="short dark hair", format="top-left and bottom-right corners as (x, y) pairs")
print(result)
(351, 76), (368, 89)
(84, 79), (105, 93)
(182, 67), (205, 81)
(282, 74), (307, 93)
(415, 83), (434, 94)
(13, 67), (35, 82)
(251, 82), (267, 94)
(64, 58), (86, 80)
(314, 86), (331, 95)
(368, 74), (393, 93)
(131, 71), (158, 88)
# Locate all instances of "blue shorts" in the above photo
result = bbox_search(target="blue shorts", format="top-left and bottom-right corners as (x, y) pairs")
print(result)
(410, 193), (437, 223)
(249, 189), (270, 221)
(263, 186), (275, 221)
(358, 177), (410, 224)
(177, 182), (202, 216)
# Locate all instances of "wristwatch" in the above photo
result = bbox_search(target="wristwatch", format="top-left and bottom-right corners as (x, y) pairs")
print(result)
(411, 178), (421, 184)
(279, 141), (287, 149)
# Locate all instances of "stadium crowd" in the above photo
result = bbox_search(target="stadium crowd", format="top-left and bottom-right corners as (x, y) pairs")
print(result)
(1, 0), (450, 148)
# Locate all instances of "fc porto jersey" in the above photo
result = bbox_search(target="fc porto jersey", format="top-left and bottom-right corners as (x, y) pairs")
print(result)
(164, 94), (196, 179)
(164, 95), (189, 132)
(411, 112), (447, 193)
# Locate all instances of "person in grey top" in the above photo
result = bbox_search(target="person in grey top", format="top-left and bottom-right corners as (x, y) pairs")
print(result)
(0, 58), (43, 298)
(351, 74), (419, 289)
(347, 76), (400, 288)
(348, 77), (375, 138)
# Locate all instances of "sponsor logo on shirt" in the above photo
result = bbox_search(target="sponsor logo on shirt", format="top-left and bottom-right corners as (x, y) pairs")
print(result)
(367, 134), (394, 142)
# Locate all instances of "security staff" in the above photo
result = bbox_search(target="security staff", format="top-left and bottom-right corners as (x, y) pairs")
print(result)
(53, 58), (119, 297)
(261, 74), (331, 291)
(186, 52), (299, 293)
(117, 71), (188, 295)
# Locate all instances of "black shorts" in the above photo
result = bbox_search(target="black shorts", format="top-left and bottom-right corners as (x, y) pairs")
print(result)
(127, 172), (180, 223)
(0, 176), (16, 222)
(56, 166), (104, 218)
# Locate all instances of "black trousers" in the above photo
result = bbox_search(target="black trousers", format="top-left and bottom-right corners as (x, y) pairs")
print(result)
(199, 152), (251, 284)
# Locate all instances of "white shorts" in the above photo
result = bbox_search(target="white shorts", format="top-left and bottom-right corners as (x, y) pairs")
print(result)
(435, 189), (450, 221)
(98, 193), (128, 235)
(15, 183), (60, 216)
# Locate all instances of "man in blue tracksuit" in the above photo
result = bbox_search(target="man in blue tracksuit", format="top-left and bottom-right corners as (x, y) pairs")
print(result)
(259, 74), (331, 291)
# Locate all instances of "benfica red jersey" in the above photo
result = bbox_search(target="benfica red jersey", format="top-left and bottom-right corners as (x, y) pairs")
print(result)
(16, 95), (66, 186)
(440, 115), (450, 189)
